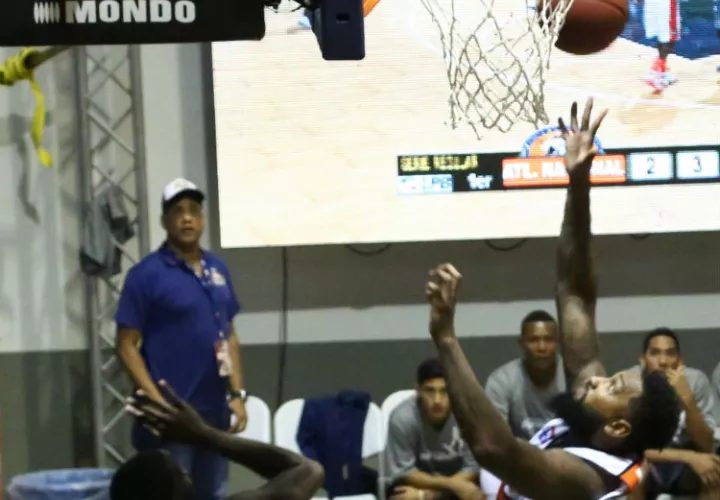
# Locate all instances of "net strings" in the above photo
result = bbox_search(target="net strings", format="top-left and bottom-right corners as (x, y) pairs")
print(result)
(420, 0), (574, 136)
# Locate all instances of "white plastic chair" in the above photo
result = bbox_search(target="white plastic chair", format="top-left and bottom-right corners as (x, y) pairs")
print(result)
(337, 402), (383, 499)
(232, 396), (272, 443)
(273, 398), (384, 500)
(380, 390), (416, 446)
(378, 390), (416, 500)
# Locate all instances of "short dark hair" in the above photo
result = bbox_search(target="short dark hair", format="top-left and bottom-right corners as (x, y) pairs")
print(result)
(642, 327), (680, 354)
(110, 451), (193, 500)
(416, 357), (444, 385)
(521, 310), (556, 333)
(622, 371), (681, 456)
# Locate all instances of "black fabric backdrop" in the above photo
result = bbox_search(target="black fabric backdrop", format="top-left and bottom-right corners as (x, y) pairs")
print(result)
(0, 0), (265, 46)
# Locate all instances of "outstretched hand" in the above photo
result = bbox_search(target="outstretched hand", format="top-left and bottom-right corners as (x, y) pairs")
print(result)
(559, 98), (608, 177)
(126, 380), (210, 445)
(426, 263), (462, 340)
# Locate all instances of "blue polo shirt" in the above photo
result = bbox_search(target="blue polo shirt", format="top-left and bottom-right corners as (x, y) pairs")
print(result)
(115, 244), (241, 419)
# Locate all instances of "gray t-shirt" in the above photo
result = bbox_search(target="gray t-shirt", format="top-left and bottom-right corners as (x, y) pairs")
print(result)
(627, 364), (719, 447)
(485, 358), (566, 439)
(712, 362), (720, 428)
(711, 363), (720, 412)
(384, 397), (478, 485)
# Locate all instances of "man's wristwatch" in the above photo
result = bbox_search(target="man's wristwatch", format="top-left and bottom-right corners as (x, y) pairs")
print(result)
(229, 389), (248, 402)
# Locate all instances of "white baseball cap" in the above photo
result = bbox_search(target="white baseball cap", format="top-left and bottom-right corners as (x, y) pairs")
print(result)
(162, 178), (205, 211)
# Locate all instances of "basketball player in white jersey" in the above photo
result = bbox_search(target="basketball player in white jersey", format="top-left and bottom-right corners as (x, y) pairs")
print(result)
(640, 0), (680, 91)
(424, 98), (681, 500)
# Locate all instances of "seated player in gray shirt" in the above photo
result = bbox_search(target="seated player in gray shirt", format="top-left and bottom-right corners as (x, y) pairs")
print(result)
(384, 357), (483, 500)
(628, 327), (719, 498)
(485, 310), (566, 440)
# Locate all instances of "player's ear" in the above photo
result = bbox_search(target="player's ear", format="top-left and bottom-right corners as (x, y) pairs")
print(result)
(603, 418), (631, 438)
(638, 356), (646, 369)
(160, 213), (167, 231)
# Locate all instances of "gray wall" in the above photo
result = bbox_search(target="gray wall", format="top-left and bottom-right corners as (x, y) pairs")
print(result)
(0, 45), (89, 484)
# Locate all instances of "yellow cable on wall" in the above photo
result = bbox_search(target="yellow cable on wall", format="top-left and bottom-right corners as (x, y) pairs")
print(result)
(0, 48), (53, 168)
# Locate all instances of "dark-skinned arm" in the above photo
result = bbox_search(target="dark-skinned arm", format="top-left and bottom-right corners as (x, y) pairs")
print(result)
(195, 428), (323, 500)
(130, 383), (323, 500)
(554, 99), (610, 393)
(679, 373), (716, 453)
(555, 168), (606, 393)
(433, 334), (604, 500)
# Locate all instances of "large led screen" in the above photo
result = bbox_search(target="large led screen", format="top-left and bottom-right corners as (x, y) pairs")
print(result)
(211, 0), (720, 248)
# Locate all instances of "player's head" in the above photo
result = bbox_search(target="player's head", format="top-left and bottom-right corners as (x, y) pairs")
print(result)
(519, 310), (558, 370)
(551, 370), (680, 457)
(110, 450), (194, 500)
(640, 327), (681, 373)
(161, 178), (205, 249)
(416, 357), (450, 426)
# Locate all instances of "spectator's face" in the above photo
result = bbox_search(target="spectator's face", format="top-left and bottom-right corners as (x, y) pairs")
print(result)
(162, 197), (205, 247)
(641, 335), (680, 373)
(520, 321), (558, 369)
(417, 377), (450, 425)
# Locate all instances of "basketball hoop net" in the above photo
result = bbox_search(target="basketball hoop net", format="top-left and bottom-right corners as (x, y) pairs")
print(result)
(421, 0), (573, 137)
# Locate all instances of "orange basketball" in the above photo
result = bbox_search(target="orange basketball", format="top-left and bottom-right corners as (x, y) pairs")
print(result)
(541, 0), (630, 55)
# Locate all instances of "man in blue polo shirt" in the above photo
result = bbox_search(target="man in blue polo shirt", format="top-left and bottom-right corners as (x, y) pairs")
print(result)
(115, 178), (248, 500)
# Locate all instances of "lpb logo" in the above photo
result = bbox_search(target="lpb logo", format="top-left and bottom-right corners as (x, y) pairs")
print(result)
(519, 126), (605, 158)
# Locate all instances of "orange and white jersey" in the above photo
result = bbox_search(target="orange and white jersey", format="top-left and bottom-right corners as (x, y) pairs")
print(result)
(497, 418), (645, 500)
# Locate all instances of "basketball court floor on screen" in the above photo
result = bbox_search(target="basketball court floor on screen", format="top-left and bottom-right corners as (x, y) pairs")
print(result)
(211, 0), (720, 246)
(214, 0), (720, 147)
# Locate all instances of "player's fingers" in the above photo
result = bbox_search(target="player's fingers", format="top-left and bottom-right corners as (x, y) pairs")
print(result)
(125, 404), (144, 418)
(136, 402), (171, 422)
(142, 423), (161, 438)
(436, 268), (455, 285)
(441, 263), (462, 280)
(570, 101), (579, 132)
(130, 394), (173, 419)
(159, 380), (185, 408)
(131, 394), (174, 416)
(426, 282), (440, 296)
(558, 117), (568, 137)
(589, 108), (608, 137)
(581, 97), (593, 131)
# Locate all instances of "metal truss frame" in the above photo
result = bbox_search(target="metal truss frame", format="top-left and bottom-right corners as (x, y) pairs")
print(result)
(73, 45), (149, 467)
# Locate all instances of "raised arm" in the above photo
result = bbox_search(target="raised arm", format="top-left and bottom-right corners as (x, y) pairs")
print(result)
(128, 382), (324, 500)
(425, 264), (605, 500)
(555, 98), (609, 392)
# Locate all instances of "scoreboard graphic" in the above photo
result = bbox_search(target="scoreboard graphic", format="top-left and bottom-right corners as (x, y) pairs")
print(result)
(397, 126), (720, 195)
